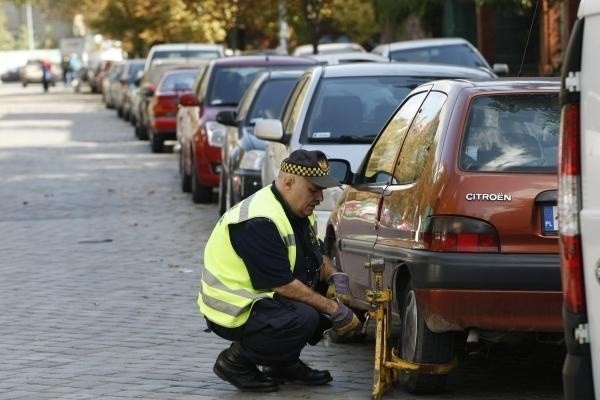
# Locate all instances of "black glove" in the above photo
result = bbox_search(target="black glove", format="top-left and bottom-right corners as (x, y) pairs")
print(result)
(330, 301), (361, 338)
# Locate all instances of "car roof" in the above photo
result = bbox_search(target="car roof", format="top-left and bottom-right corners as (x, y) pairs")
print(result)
(374, 37), (476, 52)
(149, 43), (224, 50)
(149, 57), (211, 67)
(317, 62), (496, 78)
(306, 52), (390, 64)
(426, 77), (560, 92)
(293, 42), (366, 56)
(207, 55), (318, 67)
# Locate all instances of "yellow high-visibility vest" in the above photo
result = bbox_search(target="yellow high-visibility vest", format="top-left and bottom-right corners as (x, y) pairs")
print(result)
(198, 185), (316, 328)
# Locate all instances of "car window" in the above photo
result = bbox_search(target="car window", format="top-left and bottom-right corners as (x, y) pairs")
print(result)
(282, 74), (311, 135)
(159, 70), (196, 91)
(359, 91), (428, 184)
(302, 76), (432, 144)
(246, 78), (297, 124)
(208, 66), (266, 106)
(460, 93), (559, 172)
(393, 91), (447, 184)
(390, 44), (488, 69)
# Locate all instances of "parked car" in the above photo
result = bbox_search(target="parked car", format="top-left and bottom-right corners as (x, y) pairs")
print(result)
(254, 62), (495, 238)
(19, 59), (61, 87)
(102, 61), (125, 109)
(113, 58), (145, 119)
(1, 67), (21, 82)
(147, 67), (199, 153)
(292, 42), (366, 56)
(91, 60), (114, 94)
(559, 1), (600, 399)
(215, 69), (305, 214)
(134, 58), (209, 140)
(325, 78), (562, 394)
(371, 37), (509, 76)
(176, 55), (318, 204)
(143, 42), (225, 72)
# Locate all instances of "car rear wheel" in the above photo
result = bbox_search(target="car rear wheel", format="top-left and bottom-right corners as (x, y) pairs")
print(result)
(191, 156), (212, 204)
(149, 130), (164, 153)
(134, 122), (147, 140)
(398, 282), (454, 394)
(180, 151), (191, 193)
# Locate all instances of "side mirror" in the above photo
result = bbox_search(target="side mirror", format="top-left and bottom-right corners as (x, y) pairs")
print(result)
(216, 110), (238, 127)
(178, 92), (199, 107)
(254, 118), (284, 142)
(492, 63), (510, 76)
(328, 158), (353, 184)
(142, 83), (155, 97)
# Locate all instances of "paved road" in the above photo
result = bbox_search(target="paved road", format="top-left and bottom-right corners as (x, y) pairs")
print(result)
(0, 82), (564, 400)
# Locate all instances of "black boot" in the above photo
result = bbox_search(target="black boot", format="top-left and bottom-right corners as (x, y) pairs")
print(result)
(213, 342), (279, 392)
(262, 359), (332, 385)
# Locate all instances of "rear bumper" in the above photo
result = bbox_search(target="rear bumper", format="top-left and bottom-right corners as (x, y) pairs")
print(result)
(152, 118), (176, 135)
(193, 135), (221, 187)
(371, 244), (562, 332)
(415, 288), (562, 332)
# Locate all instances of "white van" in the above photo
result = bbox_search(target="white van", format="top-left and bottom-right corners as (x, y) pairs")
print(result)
(559, 1), (600, 399)
(143, 43), (225, 72)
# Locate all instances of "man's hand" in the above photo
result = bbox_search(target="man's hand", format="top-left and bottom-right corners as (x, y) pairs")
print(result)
(330, 302), (361, 338)
(326, 272), (353, 305)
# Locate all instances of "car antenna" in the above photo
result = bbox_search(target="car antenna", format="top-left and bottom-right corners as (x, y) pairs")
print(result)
(517, 0), (540, 77)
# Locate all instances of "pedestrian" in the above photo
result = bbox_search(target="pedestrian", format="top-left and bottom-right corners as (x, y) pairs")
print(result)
(68, 54), (82, 85)
(198, 149), (361, 393)
(40, 59), (52, 92)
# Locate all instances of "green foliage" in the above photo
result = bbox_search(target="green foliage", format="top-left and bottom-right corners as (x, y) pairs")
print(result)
(0, 10), (15, 50)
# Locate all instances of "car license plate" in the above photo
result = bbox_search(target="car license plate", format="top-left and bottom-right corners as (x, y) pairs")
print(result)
(542, 204), (558, 234)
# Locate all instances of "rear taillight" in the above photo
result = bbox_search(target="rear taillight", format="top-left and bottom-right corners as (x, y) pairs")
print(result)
(558, 102), (585, 313)
(153, 96), (177, 117)
(422, 216), (499, 252)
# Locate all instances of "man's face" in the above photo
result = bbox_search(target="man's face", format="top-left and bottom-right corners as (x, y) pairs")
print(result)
(286, 176), (324, 218)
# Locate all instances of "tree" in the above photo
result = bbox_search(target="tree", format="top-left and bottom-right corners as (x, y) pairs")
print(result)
(0, 9), (15, 50)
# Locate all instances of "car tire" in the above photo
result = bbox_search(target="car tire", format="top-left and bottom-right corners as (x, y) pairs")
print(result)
(398, 281), (455, 394)
(135, 122), (148, 140)
(218, 170), (227, 215)
(149, 130), (164, 153)
(191, 156), (212, 204)
(180, 151), (191, 193)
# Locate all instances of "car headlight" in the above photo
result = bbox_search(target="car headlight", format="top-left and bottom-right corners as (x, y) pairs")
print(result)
(205, 121), (227, 147)
(239, 149), (265, 170)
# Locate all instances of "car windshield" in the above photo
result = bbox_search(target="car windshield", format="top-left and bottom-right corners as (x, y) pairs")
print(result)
(159, 70), (197, 91)
(247, 79), (297, 124)
(390, 44), (488, 68)
(460, 93), (560, 172)
(302, 76), (433, 143)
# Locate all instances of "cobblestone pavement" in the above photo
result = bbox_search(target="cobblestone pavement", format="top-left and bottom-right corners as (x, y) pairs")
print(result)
(0, 83), (564, 400)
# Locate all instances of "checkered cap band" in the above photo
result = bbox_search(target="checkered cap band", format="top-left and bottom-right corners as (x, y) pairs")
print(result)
(280, 159), (330, 177)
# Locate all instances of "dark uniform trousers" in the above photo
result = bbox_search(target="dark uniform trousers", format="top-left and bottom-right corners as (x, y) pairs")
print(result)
(206, 294), (332, 366)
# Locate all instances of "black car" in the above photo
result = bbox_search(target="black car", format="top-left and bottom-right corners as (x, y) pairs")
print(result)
(216, 69), (304, 215)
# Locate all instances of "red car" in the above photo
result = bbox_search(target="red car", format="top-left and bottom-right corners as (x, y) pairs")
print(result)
(326, 78), (562, 394)
(147, 67), (200, 153)
(176, 55), (317, 203)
